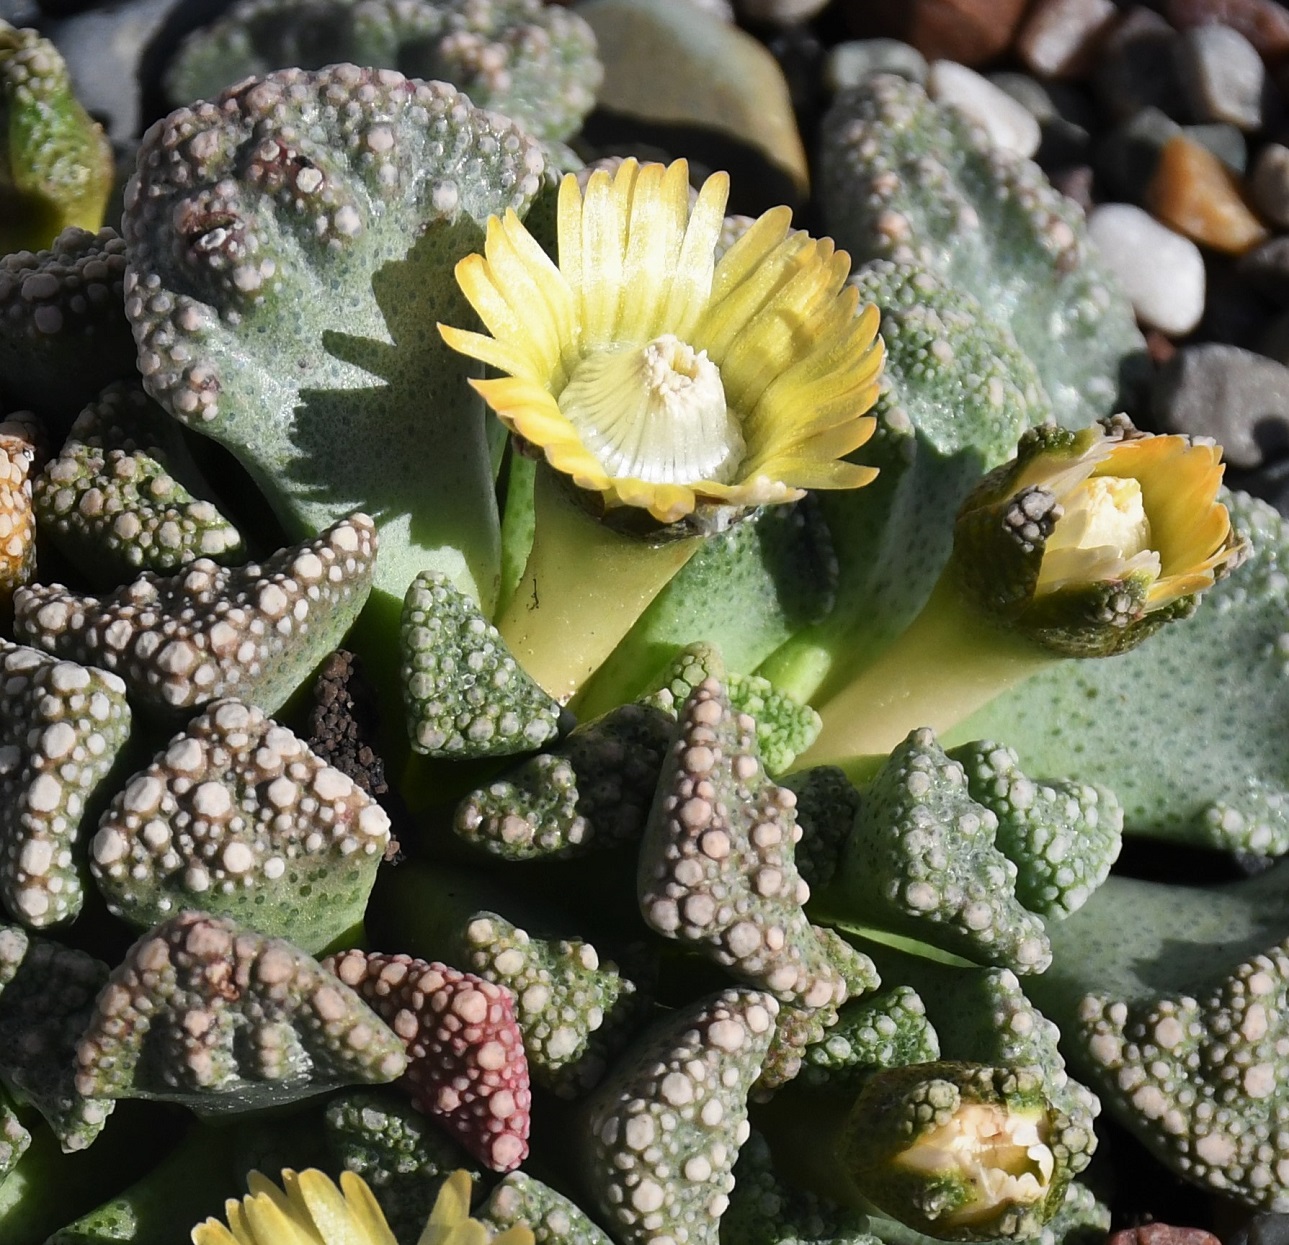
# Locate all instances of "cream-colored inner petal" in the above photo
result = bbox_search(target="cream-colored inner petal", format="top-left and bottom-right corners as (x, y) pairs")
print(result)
(895, 1103), (1055, 1226)
(1036, 475), (1161, 595)
(558, 334), (745, 485)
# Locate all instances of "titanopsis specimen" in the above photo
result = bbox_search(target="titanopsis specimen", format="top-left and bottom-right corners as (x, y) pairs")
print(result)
(400, 570), (562, 759)
(0, 24), (112, 254)
(0, 228), (136, 426)
(327, 949), (531, 1172)
(34, 381), (244, 586)
(820, 74), (1144, 427)
(639, 678), (875, 1009)
(580, 987), (778, 1245)
(827, 728), (1052, 974)
(14, 513), (376, 719)
(74, 911), (407, 1113)
(0, 924), (114, 1151)
(91, 699), (390, 953)
(165, 0), (602, 144)
(123, 66), (545, 614)
(0, 642), (132, 928)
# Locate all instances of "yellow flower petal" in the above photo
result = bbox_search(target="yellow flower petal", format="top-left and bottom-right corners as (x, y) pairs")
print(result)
(706, 204), (792, 306)
(556, 172), (584, 314)
(339, 1172), (401, 1245)
(192, 1218), (245, 1245)
(436, 324), (544, 384)
(480, 212), (572, 388)
(578, 163), (631, 347)
(662, 167), (728, 340)
(452, 256), (550, 381)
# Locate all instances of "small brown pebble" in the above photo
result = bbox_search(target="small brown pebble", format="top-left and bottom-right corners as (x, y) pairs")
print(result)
(1016, 0), (1119, 80)
(1147, 133), (1271, 254)
(1108, 1227), (1223, 1245)
(1145, 329), (1179, 364)
(1166, 0), (1289, 65)
(842, 0), (1029, 67)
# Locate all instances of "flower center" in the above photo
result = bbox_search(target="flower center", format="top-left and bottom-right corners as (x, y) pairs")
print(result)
(558, 334), (745, 486)
(895, 1104), (1054, 1227)
(1036, 475), (1161, 594)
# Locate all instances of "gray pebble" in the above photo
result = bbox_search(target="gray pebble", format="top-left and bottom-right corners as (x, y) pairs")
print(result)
(0, 2), (39, 24)
(1176, 23), (1269, 132)
(1182, 122), (1247, 174)
(1238, 236), (1289, 304)
(1093, 7), (1187, 123)
(735, 0), (826, 25)
(1153, 343), (1289, 468)
(685, 0), (735, 20)
(1251, 142), (1289, 229)
(1015, 0), (1118, 81)
(1096, 106), (1181, 203)
(990, 72), (1093, 165)
(1087, 203), (1206, 336)
(824, 39), (927, 94)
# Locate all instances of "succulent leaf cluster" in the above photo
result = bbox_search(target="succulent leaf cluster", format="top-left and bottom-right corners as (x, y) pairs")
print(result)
(164, 0), (602, 144)
(0, 19), (1284, 1242)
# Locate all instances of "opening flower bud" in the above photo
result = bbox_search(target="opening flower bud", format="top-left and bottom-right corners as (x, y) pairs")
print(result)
(953, 417), (1247, 658)
(894, 1102), (1056, 1229)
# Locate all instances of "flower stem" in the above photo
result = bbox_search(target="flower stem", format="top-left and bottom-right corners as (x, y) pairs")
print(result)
(496, 465), (701, 702)
(795, 573), (1058, 771)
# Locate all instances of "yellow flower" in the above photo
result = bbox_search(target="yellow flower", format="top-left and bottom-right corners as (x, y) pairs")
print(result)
(190, 1168), (534, 1245)
(439, 159), (884, 525)
(1032, 432), (1237, 610)
(416, 1170), (533, 1245)
(191, 1169), (398, 1245)
(953, 418), (1246, 658)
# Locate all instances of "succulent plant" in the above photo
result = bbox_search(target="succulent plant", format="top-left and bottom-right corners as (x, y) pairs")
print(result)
(639, 676), (876, 1009)
(0, 641), (132, 929)
(324, 1090), (476, 1245)
(819, 74), (1146, 429)
(326, 949), (532, 1171)
(164, 0), (602, 144)
(453, 702), (672, 861)
(90, 698), (391, 952)
(0, 228), (136, 427)
(962, 488), (1289, 855)
(33, 381), (244, 586)
(479, 1170), (614, 1245)
(0, 24), (112, 256)
(74, 911), (408, 1114)
(579, 987), (778, 1245)
(0, 924), (114, 1151)
(15, 512), (376, 720)
(400, 569), (563, 759)
(123, 65), (546, 620)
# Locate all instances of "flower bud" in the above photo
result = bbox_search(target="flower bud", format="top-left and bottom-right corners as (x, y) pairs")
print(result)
(953, 417), (1246, 657)
(839, 1061), (1085, 1241)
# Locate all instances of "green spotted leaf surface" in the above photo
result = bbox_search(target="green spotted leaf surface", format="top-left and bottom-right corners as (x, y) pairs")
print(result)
(959, 490), (1289, 854)
(124, 66), (546, 614)
(820, 74), (1146, 428)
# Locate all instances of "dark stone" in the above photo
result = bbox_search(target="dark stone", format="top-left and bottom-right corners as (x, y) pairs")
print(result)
(1153, 341), (1289, 468)
(1094, 6), (1189, 122)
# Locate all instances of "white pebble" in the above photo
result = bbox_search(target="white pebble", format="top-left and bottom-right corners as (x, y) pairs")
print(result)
(927, 60), (1041, 158)
(1087, 204), (1206, 336)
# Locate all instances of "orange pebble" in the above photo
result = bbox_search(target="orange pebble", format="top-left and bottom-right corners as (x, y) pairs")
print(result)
(1147, 134), (1270, 255)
